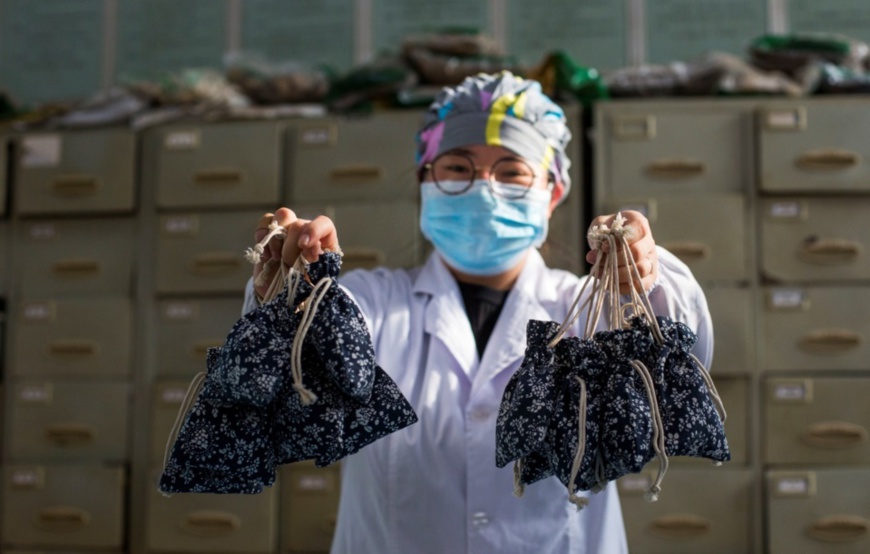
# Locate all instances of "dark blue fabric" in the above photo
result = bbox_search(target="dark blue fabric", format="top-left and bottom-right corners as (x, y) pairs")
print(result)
(643, 316), (730, 463)
(596, 324), (657, 482)
(495, 320), (560, 468)
(160, 251), (418, 494)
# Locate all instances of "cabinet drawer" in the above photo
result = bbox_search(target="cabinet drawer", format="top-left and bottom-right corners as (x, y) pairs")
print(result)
(147, 121), (283, 209)
(8, 381), (130, 461)
(759, 100), (870, 193)
(541, 178), (584, 275)
(2, 464), (125, 549)
(765, 377), (870, 465)
(14, 218), (135, 295)
(599, 103), (752, 195)
(704, 286), (754, 374)
(288, 112), (422, 203)
(154, 298), (241, 377)
(280, 462), (340, 553)
(155, 211), (262, 295)
(11, 297), (132, 378)
(0, 221), (8, 290)
(605, 194), (748, 282)
(294, 201), (423, 271)
(618, 468), (752, 554)
(767, 468), (870, 553)
(760, 286), (870, 371)
(146, 469), (277, 553)
(14, 129), (135, 215)
(760, 197), (870, 282)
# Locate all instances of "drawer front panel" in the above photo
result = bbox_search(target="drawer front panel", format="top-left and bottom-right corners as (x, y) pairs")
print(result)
(765, 377), (870, 465)
(154, 298), (241, 377)
(704, 286), (754, 374)
(15, 129), (136, 215)
(2, 464), (125, 548)
(760, 286), (870, 371)
(280, 462), (340, 553)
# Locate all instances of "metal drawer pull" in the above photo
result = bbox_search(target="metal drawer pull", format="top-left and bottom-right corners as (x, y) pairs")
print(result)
(182, 511), (242, 536)
(194, 169), (245, 186)
(190, 253), (241, 275)
(807, 515), (869, 543)
(48, 340), (98, 359)
(36, 506), (91, 531)
(802, 422), (868, 449)
(45, 424), (96, 446)
(52, 258), (101, 276)
(52, 175), (101, 196)
(330, 165), (383, 180)
(645, 159), (706, 178)
(648, 514), (711, 539)
(660, 241), (710, 261)
(799, 329), (862, 353)
(342, 248), (385, 269)
(796, 149), (860, 170)
(193, 340), (223, 358)
(799, 238), (862, 265)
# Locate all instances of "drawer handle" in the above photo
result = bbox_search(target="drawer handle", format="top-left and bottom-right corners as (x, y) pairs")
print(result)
(36, 506), (91, 531)
(48, 340), (98, 359)
(52, 175), (101, 196)
(45, 424), (96, 446)
(193, 169), (245, 186)
(660, 241), (710, 261)
(799, 329), (862, 353)
(190, 253), (241, 275)
(800, 238), (862, 265)
(807, 515), (869, 543)
(796, 149), (860, 170)
(645, 159), (706, 178)
(330, 165), (383, 180)
(648, 514), (711, 539)
(342, 248), (385, 269)
(52, 258), (102, 277)
(802, 422), (868, 449)
(193, 340), (223, 358)
(181, 511), (242, 536)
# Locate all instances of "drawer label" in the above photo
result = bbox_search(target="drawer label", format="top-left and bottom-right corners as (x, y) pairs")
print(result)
(300, 126), (334, 146)
(19, 384), (51, 403)
(769, 289), (806, 310)
(160, 387), (187, 405)
(10, 468), (43, 489)
(773, 382), (807, 401)
(22, 135), (61, 167)
(164, 130), (200, 150)
(28, 223), (56, 239)
(163, 216), (198, 235)
(769, 201), (804, 219)
(618, 474), (652, 492)
(22, 302), (54, 321)
(765, 109), (804, 131)
(297, 474), (328, 491)
(163, 302), (197, 320)
(774, 474), (814, 497)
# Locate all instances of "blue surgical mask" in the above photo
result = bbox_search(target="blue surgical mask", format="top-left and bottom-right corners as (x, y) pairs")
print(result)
(419, 180), (551, 276)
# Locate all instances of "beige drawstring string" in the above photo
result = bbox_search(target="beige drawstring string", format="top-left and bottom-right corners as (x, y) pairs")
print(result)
(630, 359), (669, 502)
(245, 221), (287, 264)
(288, 275), (333, 405)
(161, 371), (207, 495)
(567, 376), (590, 510)
(513, 459), (526, 498)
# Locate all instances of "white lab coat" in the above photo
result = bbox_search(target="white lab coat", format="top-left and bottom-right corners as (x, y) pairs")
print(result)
(244, 247), (713, 554)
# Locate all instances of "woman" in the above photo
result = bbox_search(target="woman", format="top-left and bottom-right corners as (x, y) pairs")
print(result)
(244, 72), (712, 553)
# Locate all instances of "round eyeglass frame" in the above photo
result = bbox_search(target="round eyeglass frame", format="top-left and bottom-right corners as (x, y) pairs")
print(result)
(423, 151), (548, 200)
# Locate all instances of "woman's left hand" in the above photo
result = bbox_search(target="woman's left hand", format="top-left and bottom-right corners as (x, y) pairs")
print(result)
(585, 210), (658, 294)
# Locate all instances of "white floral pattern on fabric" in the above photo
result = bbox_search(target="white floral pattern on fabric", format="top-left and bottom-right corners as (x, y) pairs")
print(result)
(159, 252), (418, 494)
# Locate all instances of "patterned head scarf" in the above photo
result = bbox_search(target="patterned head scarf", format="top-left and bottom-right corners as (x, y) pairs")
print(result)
(416, 71), (573, 202)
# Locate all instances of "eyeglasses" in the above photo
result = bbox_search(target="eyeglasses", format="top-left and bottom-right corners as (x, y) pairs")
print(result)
(423, 151), (546, 200)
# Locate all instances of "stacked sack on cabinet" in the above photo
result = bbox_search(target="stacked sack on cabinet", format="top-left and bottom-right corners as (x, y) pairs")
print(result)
(497, 214), (730, 508)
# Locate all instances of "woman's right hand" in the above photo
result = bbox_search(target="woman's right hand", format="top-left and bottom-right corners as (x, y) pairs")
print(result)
(253, 208), (340, 300)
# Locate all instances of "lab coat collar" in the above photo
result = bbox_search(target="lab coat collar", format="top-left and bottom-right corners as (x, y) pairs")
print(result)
(412, 250), (560, 387)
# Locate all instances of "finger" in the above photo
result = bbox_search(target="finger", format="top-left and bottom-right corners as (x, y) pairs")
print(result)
(299, 216), (339, 262)
(270, 208), (299, 260)
(281, 219), (309, 267)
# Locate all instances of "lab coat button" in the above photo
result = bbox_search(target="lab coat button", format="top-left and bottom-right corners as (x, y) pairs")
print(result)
(471, 512), (490, 528)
